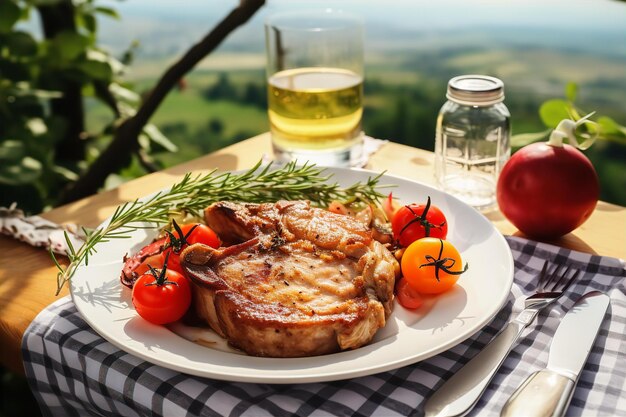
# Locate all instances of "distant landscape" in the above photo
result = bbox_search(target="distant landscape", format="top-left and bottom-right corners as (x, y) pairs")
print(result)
(90, 0), (626, 204)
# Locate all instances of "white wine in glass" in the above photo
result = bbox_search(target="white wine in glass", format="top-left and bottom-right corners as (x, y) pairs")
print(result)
(268, 67), (363, 151)
(265, 9), (364, 166)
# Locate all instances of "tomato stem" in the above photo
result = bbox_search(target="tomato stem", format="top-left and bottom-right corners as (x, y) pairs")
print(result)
(418, 239), (468, 281)
(399, 196), (446, 239)
(144, 252), (179, 287)
(547, 112), (597, 150)
(165, 219), (199, 254)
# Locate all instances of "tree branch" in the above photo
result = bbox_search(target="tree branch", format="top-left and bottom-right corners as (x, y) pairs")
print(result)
(59, 0), (265, 204)
(93, 81), (121, 118)
(38, 1), (87, 163)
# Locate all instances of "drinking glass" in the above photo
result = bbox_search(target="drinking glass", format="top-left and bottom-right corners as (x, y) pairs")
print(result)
(265, 9), (364, 167)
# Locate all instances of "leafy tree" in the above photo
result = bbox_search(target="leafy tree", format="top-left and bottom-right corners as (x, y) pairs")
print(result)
(208, 118), (224, 136)
(203, 72), (237, 100)
(0, 0), (264, 213)
(1, 0), (124, 212)
(242, 81), (266, 108)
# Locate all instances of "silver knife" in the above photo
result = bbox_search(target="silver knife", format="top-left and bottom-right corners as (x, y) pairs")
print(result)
(501, 291), (610, 417)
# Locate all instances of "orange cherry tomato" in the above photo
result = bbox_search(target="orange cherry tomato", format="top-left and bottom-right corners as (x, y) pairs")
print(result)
(401, 237), (467, 294)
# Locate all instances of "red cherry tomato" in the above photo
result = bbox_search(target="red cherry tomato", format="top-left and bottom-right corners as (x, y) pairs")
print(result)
(164, 222), (221, 274)
(497, 142), (599, 239)
(174, 223), (221, 248)
(132, 265), (191, 325)
(401, 237), (467, 294)
(392, 197), (448, 247)
(395, 277), (424, 309)
(162, 248), (185, 275)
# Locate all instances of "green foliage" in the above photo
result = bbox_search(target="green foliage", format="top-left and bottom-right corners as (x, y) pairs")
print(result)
(0, 0), (170, 213)
(0, 1), (21, 33)
(201, 72), (266, 109)
(101, 67), (625, 206)
(363, 77), (442, 150)
(511, 82), (626, 149)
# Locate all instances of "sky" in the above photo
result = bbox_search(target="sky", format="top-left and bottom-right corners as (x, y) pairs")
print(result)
(94, 0), (626, 60)
(107, 0), (626, 31)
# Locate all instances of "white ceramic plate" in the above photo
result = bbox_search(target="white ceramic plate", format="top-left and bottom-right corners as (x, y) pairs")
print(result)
(70, 167), (514, 383)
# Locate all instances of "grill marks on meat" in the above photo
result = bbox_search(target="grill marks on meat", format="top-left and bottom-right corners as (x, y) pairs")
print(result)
(181, 200), (397, 357)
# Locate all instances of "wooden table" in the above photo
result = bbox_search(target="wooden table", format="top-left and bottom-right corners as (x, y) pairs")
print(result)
(1, 133), (624, 375)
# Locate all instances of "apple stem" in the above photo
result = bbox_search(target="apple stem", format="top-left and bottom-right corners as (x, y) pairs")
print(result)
(547, 112), (598, 150)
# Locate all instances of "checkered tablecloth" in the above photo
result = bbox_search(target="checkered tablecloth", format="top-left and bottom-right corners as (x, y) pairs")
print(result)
(22, 236), (626, 417)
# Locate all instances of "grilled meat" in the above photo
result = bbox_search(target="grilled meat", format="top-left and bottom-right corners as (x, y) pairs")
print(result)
(181, 200), (398, 357)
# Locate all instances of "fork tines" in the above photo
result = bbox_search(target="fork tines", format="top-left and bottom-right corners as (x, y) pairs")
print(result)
(539, 261), (581, 293)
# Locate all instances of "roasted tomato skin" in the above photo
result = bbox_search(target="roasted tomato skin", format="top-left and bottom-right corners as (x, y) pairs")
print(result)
(121, 223), (220, 287)
(120, 238), (167, 288)
(496, 142), (599, 239)
(395, 277), (424, 309)
(134, 253), (165, 278)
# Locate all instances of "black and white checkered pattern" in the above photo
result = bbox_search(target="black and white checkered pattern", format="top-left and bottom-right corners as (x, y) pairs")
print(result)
(23, 236), (626, 417)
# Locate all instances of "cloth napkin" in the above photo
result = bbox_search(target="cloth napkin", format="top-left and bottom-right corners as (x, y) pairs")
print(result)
(22, 236), (626, 417)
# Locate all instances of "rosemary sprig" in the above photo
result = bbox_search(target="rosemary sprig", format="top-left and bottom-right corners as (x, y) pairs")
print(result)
(52, 160), (389, 295)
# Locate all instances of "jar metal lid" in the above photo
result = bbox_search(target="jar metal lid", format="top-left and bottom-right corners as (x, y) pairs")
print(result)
(446, 75), (505, 106)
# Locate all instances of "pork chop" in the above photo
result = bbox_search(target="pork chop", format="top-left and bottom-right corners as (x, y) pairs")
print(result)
(180, 200), (398, 357)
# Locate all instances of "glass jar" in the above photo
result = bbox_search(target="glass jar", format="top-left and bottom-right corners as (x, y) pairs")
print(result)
(434, 75), (511, 210)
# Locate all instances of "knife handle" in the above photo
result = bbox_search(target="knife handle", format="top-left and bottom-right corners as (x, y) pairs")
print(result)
(424, 320), (525, 417)
(501, 370), (576, 417)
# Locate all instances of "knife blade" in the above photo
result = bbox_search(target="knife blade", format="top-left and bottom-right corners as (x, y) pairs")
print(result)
(501, 291), (610, 417)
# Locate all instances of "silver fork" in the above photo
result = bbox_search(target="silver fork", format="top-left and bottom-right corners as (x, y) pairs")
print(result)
(424, 261), (580, 417)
